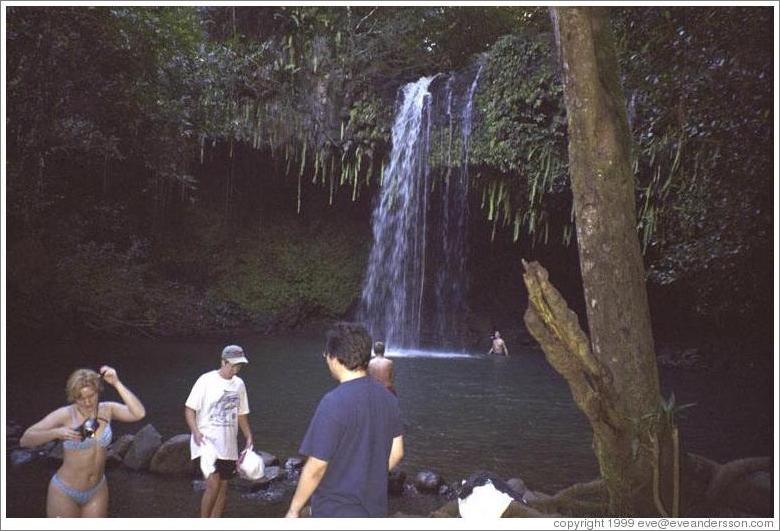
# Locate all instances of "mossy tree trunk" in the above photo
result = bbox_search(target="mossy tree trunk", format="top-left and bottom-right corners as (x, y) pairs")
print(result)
(529, 7), (674, 516)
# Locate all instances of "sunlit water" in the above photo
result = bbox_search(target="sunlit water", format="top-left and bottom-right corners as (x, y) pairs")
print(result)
(4, 332), (772, 517)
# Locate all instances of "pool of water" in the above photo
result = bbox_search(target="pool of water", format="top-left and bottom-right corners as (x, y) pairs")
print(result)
(4, 331), (773, 517)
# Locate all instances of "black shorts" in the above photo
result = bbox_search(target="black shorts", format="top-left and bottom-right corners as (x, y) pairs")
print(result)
(196, 458), (237, 480)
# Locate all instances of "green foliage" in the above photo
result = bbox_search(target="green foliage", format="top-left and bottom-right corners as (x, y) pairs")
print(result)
(469, 33), (568, 244)
(612, 7), (773, 332)
(208, 221), (369, 320)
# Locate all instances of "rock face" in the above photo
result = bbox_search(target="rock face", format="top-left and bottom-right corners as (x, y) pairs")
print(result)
(150, 434), (193, 476)
(414, 470), (444, 494)
(123, 424), (162, 470)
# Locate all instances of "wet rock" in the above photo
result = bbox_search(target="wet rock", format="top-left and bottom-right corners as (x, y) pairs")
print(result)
(727, 470), (773, 516)
(150, 434), (192, 476)
(123, 424), (162, 470)
(257, 450), (279, 467)
(521, 489), (551, 504)
(388, 469), (406, 496)
(36, 441), (57, 457)
(430, 500), (459, 517)
(6, 420), (23, 439)
(414, 470), (444, 494)
(506, 477), (527, 496)
(234, 465), (284, 492)
(283, 456), (304, 470)
(107, 434), (134, 468)
(10, 448), (35, 466)
(241, 486), (288, 503)
(438, 483), (454, 498)
(47, 441), (64, 464)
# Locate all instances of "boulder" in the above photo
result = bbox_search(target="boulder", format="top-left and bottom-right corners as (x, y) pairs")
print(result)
(388, 469), (406, 496)
(430, 500), (459, 517)
(35, 441), (57, 457)
(257, 450), (279, 467)
(47, 441), (64, 464)
(232, 465), (284, 492)
(283, 456), (304, 470)
(107, 434), (134, 468)
(726, 470), (773, 516)
(123, 424), (162, 470)
(149, 434), (192, 476)
(506, 477), (527, 496)
(9, 448), (35, 467)
(6, 420), (24, 439)
(414, 470), (444, 494)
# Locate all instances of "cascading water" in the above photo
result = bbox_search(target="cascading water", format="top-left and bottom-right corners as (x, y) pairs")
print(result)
(359, 65), (482, 350)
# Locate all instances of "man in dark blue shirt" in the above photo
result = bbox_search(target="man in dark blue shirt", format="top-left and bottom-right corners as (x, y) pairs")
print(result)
(286, 322), (404, 517)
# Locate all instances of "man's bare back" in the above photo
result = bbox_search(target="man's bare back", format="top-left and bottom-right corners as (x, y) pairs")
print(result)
(368, 356), (395, 393)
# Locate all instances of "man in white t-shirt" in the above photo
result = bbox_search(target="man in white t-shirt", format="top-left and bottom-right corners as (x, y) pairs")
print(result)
(184, 344), (254, 517)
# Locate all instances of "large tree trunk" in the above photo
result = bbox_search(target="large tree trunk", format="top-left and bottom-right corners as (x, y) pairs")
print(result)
(531, 7), (673, 515)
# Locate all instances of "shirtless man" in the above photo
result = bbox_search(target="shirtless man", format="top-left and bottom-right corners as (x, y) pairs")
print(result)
(488, 331), (509, 357)
(367, 341), (396, 395)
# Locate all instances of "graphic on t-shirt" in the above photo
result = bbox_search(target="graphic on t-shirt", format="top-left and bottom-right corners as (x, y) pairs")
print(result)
(208, 390), (240, 427)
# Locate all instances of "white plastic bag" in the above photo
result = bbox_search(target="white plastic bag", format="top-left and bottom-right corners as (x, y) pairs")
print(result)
(458, 481), (514, 518)
(237, 447), (265, 481)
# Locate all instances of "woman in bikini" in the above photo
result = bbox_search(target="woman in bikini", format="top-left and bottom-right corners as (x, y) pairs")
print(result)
(20, 365), (145, 517)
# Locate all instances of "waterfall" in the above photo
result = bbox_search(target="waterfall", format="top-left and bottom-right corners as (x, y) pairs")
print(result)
(359, 66), (482, 349)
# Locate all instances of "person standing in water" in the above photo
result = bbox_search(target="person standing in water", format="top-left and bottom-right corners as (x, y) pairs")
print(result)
(367, 341), (396, 395)
(488, 331), (509, 357)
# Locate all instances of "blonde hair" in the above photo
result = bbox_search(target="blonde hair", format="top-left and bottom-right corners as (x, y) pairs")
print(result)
(65, 368), (102, 403)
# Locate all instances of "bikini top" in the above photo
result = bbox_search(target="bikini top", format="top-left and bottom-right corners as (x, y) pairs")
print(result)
(63, 405), (112, 451)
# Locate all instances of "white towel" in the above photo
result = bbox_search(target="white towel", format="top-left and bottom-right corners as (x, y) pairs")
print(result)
(199, 439), (218, 480)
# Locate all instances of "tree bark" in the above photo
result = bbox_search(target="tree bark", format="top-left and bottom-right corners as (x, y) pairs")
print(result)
(536, 7), (670, 515)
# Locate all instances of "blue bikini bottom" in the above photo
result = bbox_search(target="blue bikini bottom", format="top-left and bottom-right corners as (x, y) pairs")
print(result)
(51, 473), (106, 506)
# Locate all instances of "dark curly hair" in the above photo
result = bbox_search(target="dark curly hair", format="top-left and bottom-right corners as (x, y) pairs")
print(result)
(324, 322), (372, 371)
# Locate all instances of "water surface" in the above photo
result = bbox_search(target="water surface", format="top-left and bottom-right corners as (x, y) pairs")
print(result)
(5, 332), (772, 517)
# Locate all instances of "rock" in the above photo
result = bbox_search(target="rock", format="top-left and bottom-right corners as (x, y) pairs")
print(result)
(107, 434), (134, 468)
(506, 477), (527, 496)
(283, 456), (304, 470)
(430, 500), (459, 517)
(123, 424), (162, 470)
(149, 434), (192, 476)
(438, 483), (454, 498)
(727, 470), (773, 516)
(10, 449), (35, 466)
(521, 489), (551, 504)
(35, 441), (56, 457)
(235, 465), (284, 492)
(257, 450), (279, 467)
(6, 420), (24, 439)
(47, 441), (64, 464)
(388, 469), (406, 496)
(414, 470), (444, 494)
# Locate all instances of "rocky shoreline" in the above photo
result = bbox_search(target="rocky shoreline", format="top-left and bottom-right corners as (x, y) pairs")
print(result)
(6, 420), (772, 518)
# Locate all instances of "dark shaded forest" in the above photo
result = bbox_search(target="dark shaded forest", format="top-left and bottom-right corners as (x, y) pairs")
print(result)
(5, 6), (774, 368)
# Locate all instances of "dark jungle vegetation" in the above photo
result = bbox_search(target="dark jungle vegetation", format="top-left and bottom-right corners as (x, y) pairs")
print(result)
(5, 7), (773, 367)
